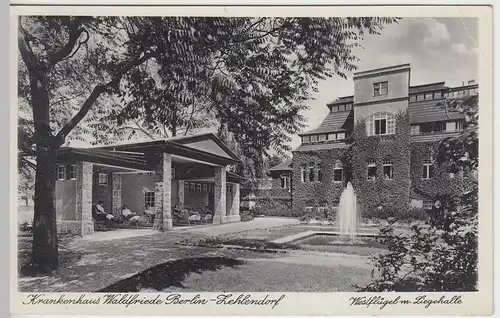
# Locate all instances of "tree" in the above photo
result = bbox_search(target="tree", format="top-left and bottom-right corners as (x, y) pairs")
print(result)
(19, 16), (398, 271)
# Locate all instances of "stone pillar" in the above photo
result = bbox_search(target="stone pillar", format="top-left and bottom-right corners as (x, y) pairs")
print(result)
(111, 173), (122, 216)
(228, 183), (241, 223)
(75, 161), (94, 236)
(178, 180), (185, 208)
(154, 153), (173, 231)
(213, 166), (227, 224)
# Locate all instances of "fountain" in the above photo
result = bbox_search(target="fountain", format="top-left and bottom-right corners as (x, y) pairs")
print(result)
(337, 182), (358, 240)
(273, 182), (381, 249)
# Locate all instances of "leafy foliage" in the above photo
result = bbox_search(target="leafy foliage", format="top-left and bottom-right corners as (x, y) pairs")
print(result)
(360, 96), (479, 292)
(350, 110), (411, 217)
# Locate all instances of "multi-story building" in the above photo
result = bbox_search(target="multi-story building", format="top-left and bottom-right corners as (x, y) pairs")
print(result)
(270, 63), (478, 217)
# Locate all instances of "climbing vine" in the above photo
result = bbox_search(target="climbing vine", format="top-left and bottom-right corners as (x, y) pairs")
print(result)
(350, 110), (411, 219)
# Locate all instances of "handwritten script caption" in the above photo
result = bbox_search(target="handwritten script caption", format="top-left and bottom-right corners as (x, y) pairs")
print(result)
(350, 294), (463, 310)
(23, 293), (286, 309)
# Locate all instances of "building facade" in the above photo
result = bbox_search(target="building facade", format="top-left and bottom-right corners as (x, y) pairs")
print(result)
(46, 133), (244, 235)
(270, 63), (478, 217)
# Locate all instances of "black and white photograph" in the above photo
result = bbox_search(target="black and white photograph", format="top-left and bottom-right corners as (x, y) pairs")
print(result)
(11, 5), (493, 316)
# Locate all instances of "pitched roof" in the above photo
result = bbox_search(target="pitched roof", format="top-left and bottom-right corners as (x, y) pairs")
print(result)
(299, 110), (354, 136)
(326, 95), (354, 106)
(293, 142), (349, 152)
(409, 82), (448, 94)
(269, 159), (293, 172)
(92, 132), (241, 164)
(411, 132), (461, 143)
(409, 99), (464, 124)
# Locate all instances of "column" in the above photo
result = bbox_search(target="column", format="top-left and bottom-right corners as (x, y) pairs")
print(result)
(75, 161), (94, 236)
(228, 183), (241, 222)
(111, 173), (122, 215)
(213, 166), (227, 224)
(154, 153), (173, 231)
(178, 180), (185, 208)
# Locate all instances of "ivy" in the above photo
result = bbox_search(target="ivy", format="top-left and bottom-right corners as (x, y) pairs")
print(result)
(292, 148), (347, 214)
(350, 111), (411, 219)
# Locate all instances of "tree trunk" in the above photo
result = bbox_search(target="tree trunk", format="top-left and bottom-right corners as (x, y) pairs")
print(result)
(32, 137), (59, 271)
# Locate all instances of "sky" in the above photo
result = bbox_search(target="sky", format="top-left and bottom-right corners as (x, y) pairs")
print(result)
(289, 17), (479, 151)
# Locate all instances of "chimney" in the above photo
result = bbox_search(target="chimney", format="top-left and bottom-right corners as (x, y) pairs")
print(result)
(462, 81), (465, 86)
(468, 80), (476, 85)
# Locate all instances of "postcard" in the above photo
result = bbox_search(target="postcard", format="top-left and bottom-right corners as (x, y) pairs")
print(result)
(10, 4), (494, 316)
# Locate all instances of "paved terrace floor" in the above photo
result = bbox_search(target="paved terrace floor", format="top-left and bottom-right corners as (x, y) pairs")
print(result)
(18, 217), (373, 293)
(176, 217), (300, 236)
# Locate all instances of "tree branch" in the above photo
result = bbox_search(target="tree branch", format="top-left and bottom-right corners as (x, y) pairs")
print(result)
(47, 18), (88, 69)
(55, 51), (157, 144)
(18, 18), (44, 71)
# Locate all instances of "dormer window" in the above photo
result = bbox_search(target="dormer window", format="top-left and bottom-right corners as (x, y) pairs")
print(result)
(373, 81), (388, 96)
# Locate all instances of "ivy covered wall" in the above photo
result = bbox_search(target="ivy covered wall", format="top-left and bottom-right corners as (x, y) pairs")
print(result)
(291, 147), (348, 214)
(350, 111), (411, 218)
(269, 171), (292, 199)
(410, 141), (467, 201)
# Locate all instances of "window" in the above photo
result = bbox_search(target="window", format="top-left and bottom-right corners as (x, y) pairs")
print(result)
(328, 133), (336, 141)
(189, 183), (195, 191)
(144, 191), (155, 207)
(367, 160), (377, 181)
(57, 165), (66, 180)
(336, 132), (346, 140)
(366, 112), (396, 136)
(184, 182), (189, 191)
(310, 135), (318, 143)
(434, 91), (443, 99)
(411, 125), (421, 135)
(98, 173), (108, 185)
(425, 92), (433, 100)
(333, 160), (343, 182)
(202, 184), (208, 192)
(68, 165), (77, 180)
(446, 121), (464, 132)
(308, 165), (315, 182)
(171, 168), (176, 179)
(423, 200), (434, 210)
(317, 166), (322, 182)
(345, 104), (352, 111)
(338, 104), (345, 112)
(373, 81), (388, 96)
(422, 156), (434, 180)
(410, 95), (417, 102)
(280, 175), (289, 189)
(301, 166), (306, 183)
(383, 159), (393, 180)
(318, 134), (326, 142)
(196, 184), (202, 192)
(331, 105), (339, 112)
(417, 94), (425, 101)
(302, 135), (310, 143)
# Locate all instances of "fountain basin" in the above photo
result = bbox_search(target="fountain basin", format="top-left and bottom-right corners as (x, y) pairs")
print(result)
(272, 230), (379, 244)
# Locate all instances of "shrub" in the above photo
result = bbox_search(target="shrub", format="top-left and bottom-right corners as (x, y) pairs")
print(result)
(252, 198), (293, 217)
(19, 221), (33, 234)
(240, 210), (255, 222)
(360, 175), (478, 292)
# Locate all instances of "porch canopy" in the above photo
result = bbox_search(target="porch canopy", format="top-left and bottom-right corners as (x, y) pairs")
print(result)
(53, 133), (244, 234)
